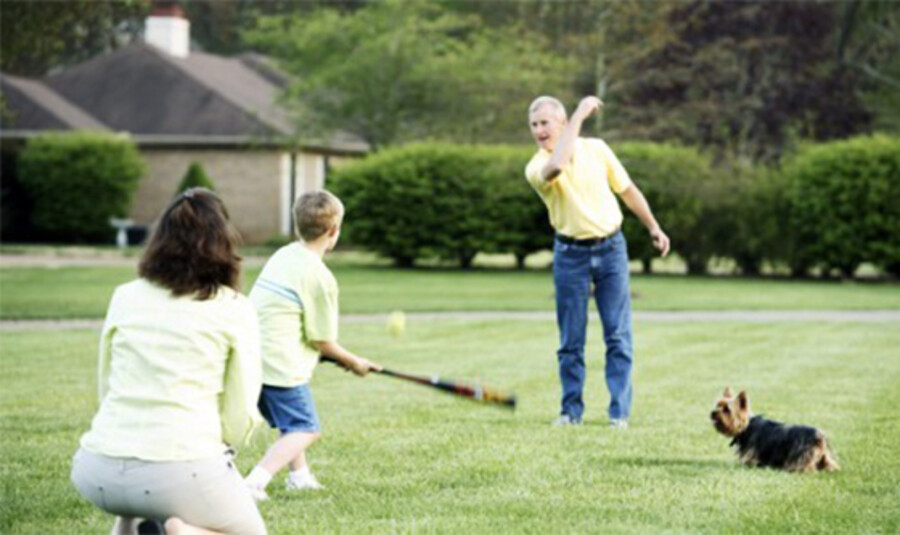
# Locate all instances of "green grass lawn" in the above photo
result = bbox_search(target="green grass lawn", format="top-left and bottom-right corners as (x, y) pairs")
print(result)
(1, 263), (899, 319)
(2, 320), (898, 534)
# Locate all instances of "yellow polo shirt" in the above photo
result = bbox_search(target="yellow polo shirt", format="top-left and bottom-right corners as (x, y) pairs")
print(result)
(525, 137), (632, 239)
(249, 242), (339, 387)
(81, 279), (262, 461)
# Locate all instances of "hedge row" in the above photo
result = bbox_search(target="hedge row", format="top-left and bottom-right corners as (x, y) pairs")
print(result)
(331, 144), (549, 268)
(784, 135), (900, 277)
(331, 137), (900, 277)
(16, 132), (145, 243)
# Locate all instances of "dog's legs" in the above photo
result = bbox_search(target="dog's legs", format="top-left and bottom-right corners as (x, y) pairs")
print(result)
(818, 449), (840, 472)
(815, 434), (840, 472)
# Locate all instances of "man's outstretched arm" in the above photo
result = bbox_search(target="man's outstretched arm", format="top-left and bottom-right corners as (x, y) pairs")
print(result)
(542, 96), (603, 182)
(619, 184), (671, 257)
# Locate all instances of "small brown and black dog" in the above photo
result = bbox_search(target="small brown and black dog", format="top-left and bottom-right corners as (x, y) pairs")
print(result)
(710, 387), (839, 473)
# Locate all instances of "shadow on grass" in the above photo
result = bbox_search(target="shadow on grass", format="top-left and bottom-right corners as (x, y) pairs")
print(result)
(606, 456), (731, 470)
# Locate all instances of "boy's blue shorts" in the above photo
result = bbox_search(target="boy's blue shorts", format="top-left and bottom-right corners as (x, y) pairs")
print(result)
(258, 384), (321, 434)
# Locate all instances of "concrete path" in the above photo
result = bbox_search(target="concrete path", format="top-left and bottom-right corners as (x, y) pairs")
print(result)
(2, 310), (898, 331)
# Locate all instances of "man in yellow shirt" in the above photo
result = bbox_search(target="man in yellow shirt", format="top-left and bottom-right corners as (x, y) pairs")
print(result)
(525, 95), (670, 428)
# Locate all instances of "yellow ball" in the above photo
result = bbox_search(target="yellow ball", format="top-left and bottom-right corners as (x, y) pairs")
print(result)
(386, 310), (406, 337)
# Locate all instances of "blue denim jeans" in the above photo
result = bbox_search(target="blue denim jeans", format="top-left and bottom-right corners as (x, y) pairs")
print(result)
(553, 231), (633, 421)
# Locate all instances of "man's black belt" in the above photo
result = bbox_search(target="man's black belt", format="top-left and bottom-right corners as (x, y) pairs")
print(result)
(555, 230), (619, 247)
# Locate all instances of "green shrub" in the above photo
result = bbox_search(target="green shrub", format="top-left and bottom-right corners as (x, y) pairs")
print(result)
(331, 143), (552, 268)
(175, 161), (215, 195)
(331, 144), (492, 268)
(614, 142), (719, 274)
(18, 132), (144, 243)
(480, 145), (552, 268)
(783, 135), (900, 278)
(714, 164), (785, 276)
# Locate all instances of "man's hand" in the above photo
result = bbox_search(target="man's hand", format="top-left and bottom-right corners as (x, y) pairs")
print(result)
(650, 227), (670, 257)
(574, 96), (603, 120)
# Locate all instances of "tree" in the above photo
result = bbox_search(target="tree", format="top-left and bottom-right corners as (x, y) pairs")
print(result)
(243, 0), (573, 149)
(184, 0), (365, 56)
(0, 0), (146, 76)
(836, 1), (900, 134)
(602, 0), (875, 163)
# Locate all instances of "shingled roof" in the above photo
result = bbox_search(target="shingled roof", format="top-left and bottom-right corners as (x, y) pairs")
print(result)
(2, 42), (367, 153)
(44, 42), (292, 138)
(1, 74), (109, 132)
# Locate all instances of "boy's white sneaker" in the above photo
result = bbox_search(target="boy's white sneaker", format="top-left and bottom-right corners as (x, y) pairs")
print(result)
(285, 472), (324, 491)
(245, 483), (269, 502)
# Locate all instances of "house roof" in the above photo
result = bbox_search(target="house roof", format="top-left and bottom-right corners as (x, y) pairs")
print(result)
(1, 74), (109, 131)
(2, 42), (367, 154)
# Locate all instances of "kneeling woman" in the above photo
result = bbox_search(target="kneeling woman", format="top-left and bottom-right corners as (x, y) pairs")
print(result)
(71, 189), (265, 535)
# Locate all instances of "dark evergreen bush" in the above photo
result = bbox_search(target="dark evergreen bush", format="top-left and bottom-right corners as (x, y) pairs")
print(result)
(18, 132), (144, 242)
(176, 161), (215, 195)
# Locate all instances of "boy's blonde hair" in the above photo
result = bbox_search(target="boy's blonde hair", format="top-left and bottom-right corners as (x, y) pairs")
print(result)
(293, 190), (344, 241)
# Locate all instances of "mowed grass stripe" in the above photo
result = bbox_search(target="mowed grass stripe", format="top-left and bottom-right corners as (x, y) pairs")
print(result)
(2, 265), (900, 319)
(1, 322), (898, 533)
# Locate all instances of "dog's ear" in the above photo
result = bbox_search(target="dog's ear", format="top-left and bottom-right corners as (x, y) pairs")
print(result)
(723, 387), (733, 398)
(737, 390), (749, 411)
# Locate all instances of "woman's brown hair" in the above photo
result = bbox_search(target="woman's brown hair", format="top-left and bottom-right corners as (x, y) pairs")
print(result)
(139, 188), (242, 300)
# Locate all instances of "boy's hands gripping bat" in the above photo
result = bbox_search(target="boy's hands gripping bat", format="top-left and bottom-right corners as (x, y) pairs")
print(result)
(320, 355), (516, 410)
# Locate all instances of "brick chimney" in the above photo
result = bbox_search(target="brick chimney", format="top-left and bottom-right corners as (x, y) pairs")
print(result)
(145, 1), (189, 58)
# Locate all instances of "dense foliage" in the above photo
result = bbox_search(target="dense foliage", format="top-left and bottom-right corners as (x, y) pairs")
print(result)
(175, 162), (216, 195)
(783, 135), (900, 277)
(603, 1), (880, 163)
(615, 143), (718, 274)
(331, 143), (546, 268)
(18, 132), (144, 242)
(330, 136), (899, 278)
(243, 0), (574, 149)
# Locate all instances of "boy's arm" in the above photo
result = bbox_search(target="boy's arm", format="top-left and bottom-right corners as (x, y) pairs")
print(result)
(314, 341), (381, 376)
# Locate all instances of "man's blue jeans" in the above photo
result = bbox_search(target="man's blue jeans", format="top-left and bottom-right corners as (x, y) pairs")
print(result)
(553, 231), (633, 421)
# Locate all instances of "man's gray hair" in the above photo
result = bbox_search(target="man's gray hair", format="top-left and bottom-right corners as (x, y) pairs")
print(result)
(529, 96), (567, 119)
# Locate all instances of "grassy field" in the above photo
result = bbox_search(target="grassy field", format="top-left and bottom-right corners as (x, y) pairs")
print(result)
(1, 263), (899, 319)
(2, 319), (899, 534)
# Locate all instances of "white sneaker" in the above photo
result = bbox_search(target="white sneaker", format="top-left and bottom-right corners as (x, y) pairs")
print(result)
(609, 418), (629, 429)
(285, 472), (324, 491)
(245, 483), (269, 502)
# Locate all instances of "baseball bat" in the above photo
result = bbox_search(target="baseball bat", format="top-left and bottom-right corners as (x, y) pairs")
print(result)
(320, 356), (516, 410)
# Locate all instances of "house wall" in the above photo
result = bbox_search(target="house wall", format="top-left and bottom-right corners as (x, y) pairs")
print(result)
(135, 148), (290, 243)
(133, 148), (349, 244)
(280, 152), (327, 235)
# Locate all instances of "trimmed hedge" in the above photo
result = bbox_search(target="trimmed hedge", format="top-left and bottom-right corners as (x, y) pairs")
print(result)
(18, 132), (144, 242)
(330, 136), (899, 278)
(783, 135), (900, 277)
(331, 143), (548, 268)
(480, 146), (552, 268)
(615, 142), (719, 274)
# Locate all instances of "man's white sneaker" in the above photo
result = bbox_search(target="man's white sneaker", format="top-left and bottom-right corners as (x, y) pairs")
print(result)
(609, 418), (629, 429)
(285, 473), (324, 491)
